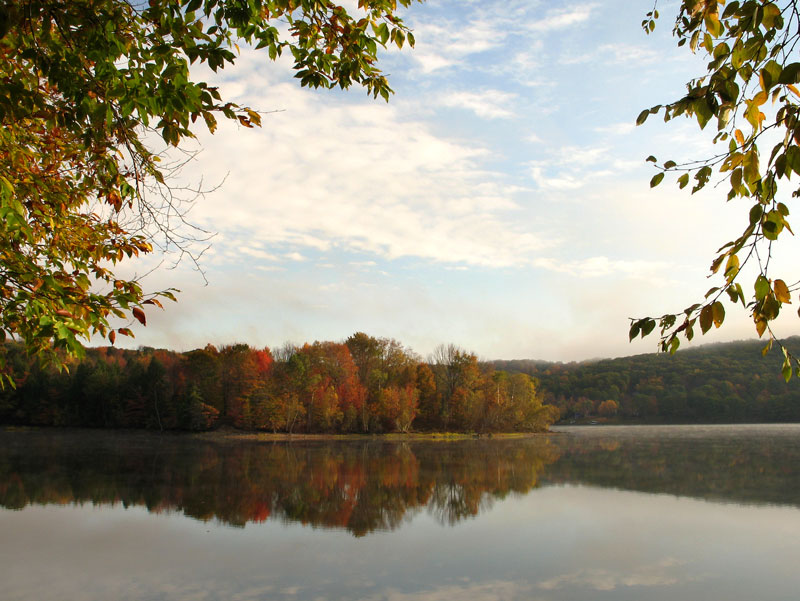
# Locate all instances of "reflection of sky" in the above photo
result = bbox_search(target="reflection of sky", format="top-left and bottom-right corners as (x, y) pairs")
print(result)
(4, 486), (800, 601)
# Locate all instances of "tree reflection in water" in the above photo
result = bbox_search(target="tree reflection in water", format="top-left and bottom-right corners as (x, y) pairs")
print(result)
(0, 431), (559, 536)
(3, 425), (799, 537)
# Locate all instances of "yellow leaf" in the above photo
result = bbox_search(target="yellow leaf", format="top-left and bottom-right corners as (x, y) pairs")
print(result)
(712, 301), (725, 328)
(774, 279), (792, 303)
(724, 254), (739, 280)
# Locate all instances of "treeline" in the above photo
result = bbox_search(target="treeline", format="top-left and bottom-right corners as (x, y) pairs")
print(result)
(493, 338), (800, 423)
(0, 333), (557, 433)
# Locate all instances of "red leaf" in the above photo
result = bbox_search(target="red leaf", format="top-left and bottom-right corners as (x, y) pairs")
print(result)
(109, 330), (116, 345)
(132, 307), (146, 326)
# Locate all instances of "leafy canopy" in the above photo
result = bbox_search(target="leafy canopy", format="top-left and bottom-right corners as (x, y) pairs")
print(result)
(634, 0), (800, 380)
(0, 0), (419, 384)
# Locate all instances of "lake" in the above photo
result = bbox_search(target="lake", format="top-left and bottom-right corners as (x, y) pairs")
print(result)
(1, 424), (799, 600)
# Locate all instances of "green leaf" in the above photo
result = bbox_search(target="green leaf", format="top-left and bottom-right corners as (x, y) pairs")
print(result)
(694, 97), (713, 129)
(779, 63), (800, 84)
(650, 172), (665, 188)
(699, 305), (713, 334)
(749, 204), (763, 225)
(755, 275), (770, 301)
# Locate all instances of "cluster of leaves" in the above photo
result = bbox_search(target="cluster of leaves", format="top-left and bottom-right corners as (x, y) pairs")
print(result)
(0, 332), (557, 434)
(495, 337), (800, 423)
(634, 0), (800, 379)
(0, 0), (419, 384)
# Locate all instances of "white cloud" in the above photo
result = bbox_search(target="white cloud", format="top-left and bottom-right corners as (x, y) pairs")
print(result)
(528, 145), (615, 190)
(181, 56), (552, 269)
(594, 122), (636, 136)
(527, 5), (596, 32)
(439, 89), (517, 119)
(533, 256), (673, 282)
(239, 246), (279, 261)
(561, 42), (661, 66)
(409, 19), (508, 73)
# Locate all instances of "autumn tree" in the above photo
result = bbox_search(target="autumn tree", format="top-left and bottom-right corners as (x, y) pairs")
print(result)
(598, 399), (619, 417)
(635, 0), (800, 379)
(346, 333), (418, 432)
(294, 342), (356, 432)
(309, 342), (366, 432)
(429, 344), (480, 430)
(218, 344), (272, 428)
(268, 344), (306, 433)
(0, 0), (420, 384)
(413, 362), (439, 429)
(183, 344), (223, 412)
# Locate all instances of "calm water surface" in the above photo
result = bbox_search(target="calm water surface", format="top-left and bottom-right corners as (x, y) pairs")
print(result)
(1, 425), (799, 600)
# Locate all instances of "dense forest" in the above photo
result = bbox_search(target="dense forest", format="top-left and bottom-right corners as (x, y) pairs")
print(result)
(0, 334), (556, 433)
(493, 338), (800, 423)
(3, 335), (799, 432)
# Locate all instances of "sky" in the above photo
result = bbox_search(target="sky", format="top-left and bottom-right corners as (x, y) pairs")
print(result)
(113, 0), (800, 362)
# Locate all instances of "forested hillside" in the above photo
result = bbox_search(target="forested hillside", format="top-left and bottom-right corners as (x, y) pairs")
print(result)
(493, 338), (800, 423)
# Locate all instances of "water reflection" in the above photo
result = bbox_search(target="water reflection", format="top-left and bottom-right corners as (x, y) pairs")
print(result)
(1, 425), (800, 535)
(548, 424), (800, 507)
(0, 431), (560, 535)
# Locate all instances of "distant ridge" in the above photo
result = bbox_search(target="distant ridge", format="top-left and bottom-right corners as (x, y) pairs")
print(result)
(489, 337), (800, 423)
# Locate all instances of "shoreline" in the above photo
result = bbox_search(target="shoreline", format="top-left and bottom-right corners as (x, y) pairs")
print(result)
(1, 425), (550, 442)
(190, 429), (547, 442)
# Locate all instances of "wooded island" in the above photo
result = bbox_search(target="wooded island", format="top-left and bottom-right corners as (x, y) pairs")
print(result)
(0, 333), (557, 433)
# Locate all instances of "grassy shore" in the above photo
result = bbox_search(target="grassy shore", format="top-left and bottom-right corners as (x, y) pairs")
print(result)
(1, 425), (551, 442)
(189, 428), (546, 443)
